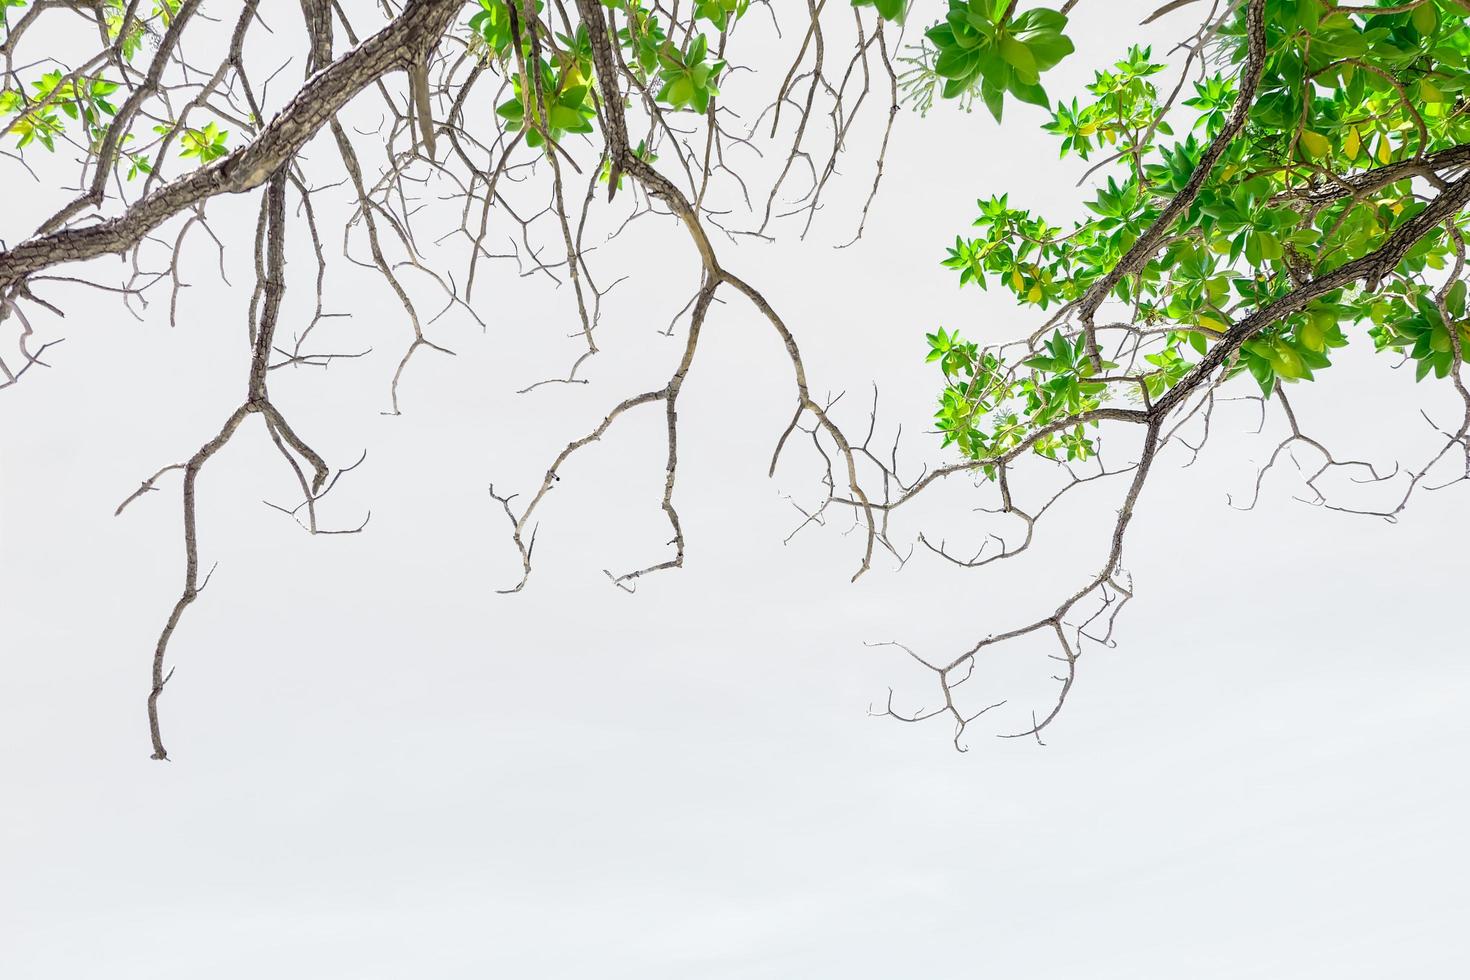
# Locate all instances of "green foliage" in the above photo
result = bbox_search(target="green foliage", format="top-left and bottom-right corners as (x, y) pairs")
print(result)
(1, 0), (186, 161)
(125, 146), (153, 181)
(852, 0), (911, 23)
(1, 71), (118, 150)
(928, 325), (1111, 466)
(493, 24), (597, 150)
(470, 0), (1069, 141)
(928, 0), (1470, 466)
(497, 64), (595, 148)
(1043, 46), (1169, 161)
(654, 33), (724, 113)
(609, 1), (667, 77)
(925, 1), (1073, 119)
(469, 0), (528, 57)
(1370, 281), (1470, 382)
(177, 121), (229, 162)
(103, 0), (144, 60)
(862, 2), (1076, 118)
(0, 0), (25, 29)
(476, 0), (726, 125)
(92, 0), (181, 61)
(694, 0), (748, 31)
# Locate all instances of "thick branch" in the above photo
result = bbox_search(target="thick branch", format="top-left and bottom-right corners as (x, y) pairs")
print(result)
(0, 0), (460, 287)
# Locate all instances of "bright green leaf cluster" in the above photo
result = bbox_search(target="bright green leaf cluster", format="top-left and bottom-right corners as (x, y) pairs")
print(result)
(1, 71), (118, 151)
(929, 326), (1111, 465)
(926, 1), (1073, 120)
(694, 0), (748, 31)
(654, 33), (724, 113)
(1044, 46), (1170, 162)
(468, 0), (538, 58)
(929, 0), (1470, 464)
(178, 121), (229, 162)
(1370, 281), (1470, 382)
(851, 0), (911, 23)
(495, 27), (596, 149)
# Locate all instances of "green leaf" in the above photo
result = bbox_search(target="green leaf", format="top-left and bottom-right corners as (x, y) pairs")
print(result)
(1000, 36), (1037, 83)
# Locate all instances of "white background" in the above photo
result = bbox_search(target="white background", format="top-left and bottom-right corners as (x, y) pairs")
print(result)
(2, 2), (1467, 975)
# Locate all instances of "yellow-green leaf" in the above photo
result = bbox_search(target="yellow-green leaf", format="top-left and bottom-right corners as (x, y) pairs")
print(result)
(1412, 2), (1437, 35)
(1299, 130), (1330, 159)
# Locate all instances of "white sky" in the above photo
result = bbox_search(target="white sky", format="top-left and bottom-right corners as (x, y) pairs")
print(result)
(2, 1), (1467, 976)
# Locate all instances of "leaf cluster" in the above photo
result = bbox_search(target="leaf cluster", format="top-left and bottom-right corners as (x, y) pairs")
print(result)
(928, 0), (1470, 465)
